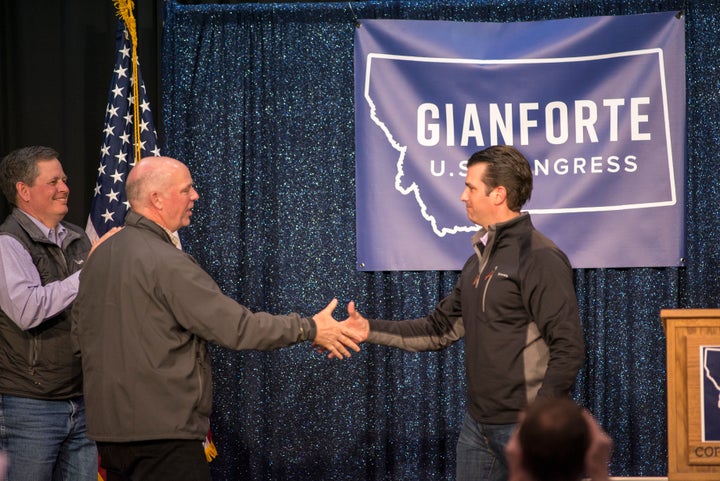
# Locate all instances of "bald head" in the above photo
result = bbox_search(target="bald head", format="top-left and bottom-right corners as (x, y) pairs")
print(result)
(126, 156), (199, 232)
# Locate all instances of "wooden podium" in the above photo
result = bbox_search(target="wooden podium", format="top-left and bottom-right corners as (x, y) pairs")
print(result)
(661, 309), (720, 480)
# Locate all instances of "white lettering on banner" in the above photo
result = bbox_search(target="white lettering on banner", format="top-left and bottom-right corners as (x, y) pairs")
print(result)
(417, 98), (652, 147)
(533, 155), (638, 175)
(427, 155), (638, 178)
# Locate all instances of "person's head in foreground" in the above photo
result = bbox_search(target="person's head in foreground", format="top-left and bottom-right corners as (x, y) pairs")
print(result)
(522, 397), (589, 481)
(506, 396), (612, 481)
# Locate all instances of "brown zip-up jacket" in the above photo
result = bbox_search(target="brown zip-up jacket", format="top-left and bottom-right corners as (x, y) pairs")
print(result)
(72, 211), (315, 442)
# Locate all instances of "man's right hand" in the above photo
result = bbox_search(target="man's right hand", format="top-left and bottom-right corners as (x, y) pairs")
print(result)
(311, 298), (362, 359)
(322, 301), (370, 360)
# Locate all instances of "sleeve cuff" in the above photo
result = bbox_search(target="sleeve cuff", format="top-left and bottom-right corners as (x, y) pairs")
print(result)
(304, 317), (317, 341)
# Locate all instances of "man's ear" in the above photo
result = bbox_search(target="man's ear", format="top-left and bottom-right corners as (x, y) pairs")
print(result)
(494, 186), (507, 205)
(15, 181), (30, 203)
(150, 191), (163, 210)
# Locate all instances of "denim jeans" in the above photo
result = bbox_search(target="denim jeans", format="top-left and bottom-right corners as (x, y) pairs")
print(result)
(0, 395), (97, 481)
(456, 412), (516, 481)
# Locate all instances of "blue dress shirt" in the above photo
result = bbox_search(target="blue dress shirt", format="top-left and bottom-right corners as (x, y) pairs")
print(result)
(0, 210), (80, 330)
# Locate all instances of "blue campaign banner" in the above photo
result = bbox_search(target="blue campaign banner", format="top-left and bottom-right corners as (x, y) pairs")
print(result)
(354, 12), (686, 270)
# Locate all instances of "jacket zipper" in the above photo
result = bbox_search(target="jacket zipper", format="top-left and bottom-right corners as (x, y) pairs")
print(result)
(481, 266), (498, 313)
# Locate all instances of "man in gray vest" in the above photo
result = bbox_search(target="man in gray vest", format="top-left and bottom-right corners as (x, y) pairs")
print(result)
(0, 146), (108, 480)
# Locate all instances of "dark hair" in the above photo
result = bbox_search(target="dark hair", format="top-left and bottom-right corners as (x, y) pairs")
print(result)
(467, 145), (532, 211)
(0, 146), (60, 207)
(518, 397), (591, 481)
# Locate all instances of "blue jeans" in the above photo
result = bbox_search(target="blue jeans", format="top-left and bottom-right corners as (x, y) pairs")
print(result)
(0, 395), (97, 481)
(456, 412), (516, 481)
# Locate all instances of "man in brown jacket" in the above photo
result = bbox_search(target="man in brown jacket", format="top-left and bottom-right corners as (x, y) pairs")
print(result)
(72, 156), (360, 481)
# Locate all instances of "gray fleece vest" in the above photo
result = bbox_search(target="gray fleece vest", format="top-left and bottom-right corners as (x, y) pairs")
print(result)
(0, 209), (90, 399)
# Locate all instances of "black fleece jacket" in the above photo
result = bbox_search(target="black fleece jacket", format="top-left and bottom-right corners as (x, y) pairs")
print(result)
(367, 213), (585, 424)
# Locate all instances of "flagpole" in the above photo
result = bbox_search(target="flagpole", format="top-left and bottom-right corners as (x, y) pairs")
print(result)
(113, 0), (142, 164)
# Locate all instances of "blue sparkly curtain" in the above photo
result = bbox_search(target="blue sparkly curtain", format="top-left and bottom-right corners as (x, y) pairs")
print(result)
(161, 1), (718, 480)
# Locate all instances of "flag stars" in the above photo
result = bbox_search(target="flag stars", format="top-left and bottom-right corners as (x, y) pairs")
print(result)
(107, 104), (119, 119)
(101, 209), (115, 223)
(106, 189), (120, 203)
(89, 26), (160, 238)
(114, 65), (128, 79)
(112, 84), (124, 98)
(110, 170), (124, 184)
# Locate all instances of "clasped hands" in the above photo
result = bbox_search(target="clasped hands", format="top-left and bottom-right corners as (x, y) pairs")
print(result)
(311, 299), (369, 359)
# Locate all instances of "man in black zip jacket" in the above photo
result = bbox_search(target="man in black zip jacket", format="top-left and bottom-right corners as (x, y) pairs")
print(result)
(342, 145), (586, 481)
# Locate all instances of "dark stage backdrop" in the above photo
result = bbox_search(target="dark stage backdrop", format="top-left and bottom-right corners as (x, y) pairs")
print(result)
(161, 1), (719, 480)
(0, 0), (161, 225)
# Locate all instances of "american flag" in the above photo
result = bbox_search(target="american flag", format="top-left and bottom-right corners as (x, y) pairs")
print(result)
(86, 21), (160, 242)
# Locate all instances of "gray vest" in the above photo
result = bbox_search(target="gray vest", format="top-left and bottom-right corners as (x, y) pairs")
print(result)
(0, 209), (90, 399)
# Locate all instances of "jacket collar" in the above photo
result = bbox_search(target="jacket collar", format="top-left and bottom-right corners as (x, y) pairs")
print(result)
(10, 208), (82, 248)
(472, 212), (532, 263)
(124, 210), (177, 246)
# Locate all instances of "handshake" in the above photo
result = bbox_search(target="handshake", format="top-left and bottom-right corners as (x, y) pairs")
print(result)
(310, 299), (369, 359)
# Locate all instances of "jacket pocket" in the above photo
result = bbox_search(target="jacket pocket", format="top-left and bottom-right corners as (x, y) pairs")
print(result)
(194, 339), (212, 418)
